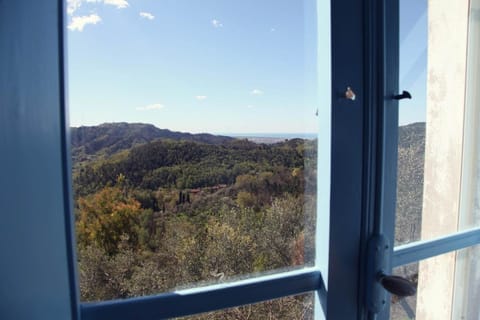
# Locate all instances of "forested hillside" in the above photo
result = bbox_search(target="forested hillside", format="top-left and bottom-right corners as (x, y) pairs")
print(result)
(72, 123), (317, 318)
(72, 122), (425, 319)
(71, 123), (234, 164)
(395, 122), (425, 245)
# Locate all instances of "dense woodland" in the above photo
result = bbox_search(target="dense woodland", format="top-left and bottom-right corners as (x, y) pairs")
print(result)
(72, 122), (425, 319)
(73, 123), (318, 319)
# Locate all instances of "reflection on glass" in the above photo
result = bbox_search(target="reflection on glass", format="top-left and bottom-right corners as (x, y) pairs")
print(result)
(179, 293), (314, 320)
(453, 244), (480, 319)
(67, 0), (319, 303)
(458, 0), (480, 241)
(396, 0), (480, 245)
(391, 245), (480, 319)
(395, 0), (427, 246)
(390, 262), (418, 320)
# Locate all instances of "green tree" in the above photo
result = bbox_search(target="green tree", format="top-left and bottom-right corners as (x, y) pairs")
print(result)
(76, 186), (143, 255)
(236, 191), (256, 208)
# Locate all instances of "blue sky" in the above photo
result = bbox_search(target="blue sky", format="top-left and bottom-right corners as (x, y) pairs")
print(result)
(399, 0), (428, 125)
(67, 0), (319, 134)
(67, 0), (427, 133)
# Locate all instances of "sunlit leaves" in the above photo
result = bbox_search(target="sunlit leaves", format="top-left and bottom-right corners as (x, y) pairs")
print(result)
(76, 186), (143, 255)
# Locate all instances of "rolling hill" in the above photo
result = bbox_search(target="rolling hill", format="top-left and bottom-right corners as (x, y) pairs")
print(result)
(71, 122), (234, 163)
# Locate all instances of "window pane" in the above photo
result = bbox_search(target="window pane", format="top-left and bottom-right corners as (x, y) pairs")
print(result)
(390, 262), (418, 320)
(395, 0), (428, 245)
(396, 0), (480, 245)
(67, 0), (322, 301)
(390, 244), (480, 319)
(178, 293), (314, 320)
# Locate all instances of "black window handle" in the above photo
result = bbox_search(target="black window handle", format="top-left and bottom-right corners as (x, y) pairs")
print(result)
(393, 90), (412, 100)
(378, 273), (416, 297)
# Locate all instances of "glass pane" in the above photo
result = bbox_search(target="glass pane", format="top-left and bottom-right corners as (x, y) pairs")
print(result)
(390, 261), (418, 320)
(179, 293), (314, 319)
(395, 0), (427, 246)
(396, 0), (480, 245)
(390, 244), (480, 319)
(67, 0), (323, 301)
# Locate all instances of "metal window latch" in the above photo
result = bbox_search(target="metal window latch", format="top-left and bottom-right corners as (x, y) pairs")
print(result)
(393, 90), (412, 100)
(366, 235), (416, 314)
(378, 274), (416, 297)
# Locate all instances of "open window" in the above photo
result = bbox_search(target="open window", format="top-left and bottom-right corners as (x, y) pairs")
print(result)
(2, 1), (480, 320)
(66, 0), (329, 319)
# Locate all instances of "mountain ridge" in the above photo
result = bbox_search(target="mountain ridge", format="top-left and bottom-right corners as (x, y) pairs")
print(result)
(71, 122), (235, 163)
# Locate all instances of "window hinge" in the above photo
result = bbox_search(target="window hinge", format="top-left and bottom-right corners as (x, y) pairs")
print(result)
(366, 235), (416, 314)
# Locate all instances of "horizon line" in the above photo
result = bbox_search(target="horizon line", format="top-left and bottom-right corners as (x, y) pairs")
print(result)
(70, 120), (426, 136)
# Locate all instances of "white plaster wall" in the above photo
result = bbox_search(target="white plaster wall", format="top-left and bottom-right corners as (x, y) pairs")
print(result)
(416, 1), (470, 319)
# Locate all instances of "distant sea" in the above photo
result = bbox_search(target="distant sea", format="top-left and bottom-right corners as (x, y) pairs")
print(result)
(221, 133), (317, 144)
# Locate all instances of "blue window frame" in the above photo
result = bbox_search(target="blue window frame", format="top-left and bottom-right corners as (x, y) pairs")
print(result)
(3, 1), (480, 320)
